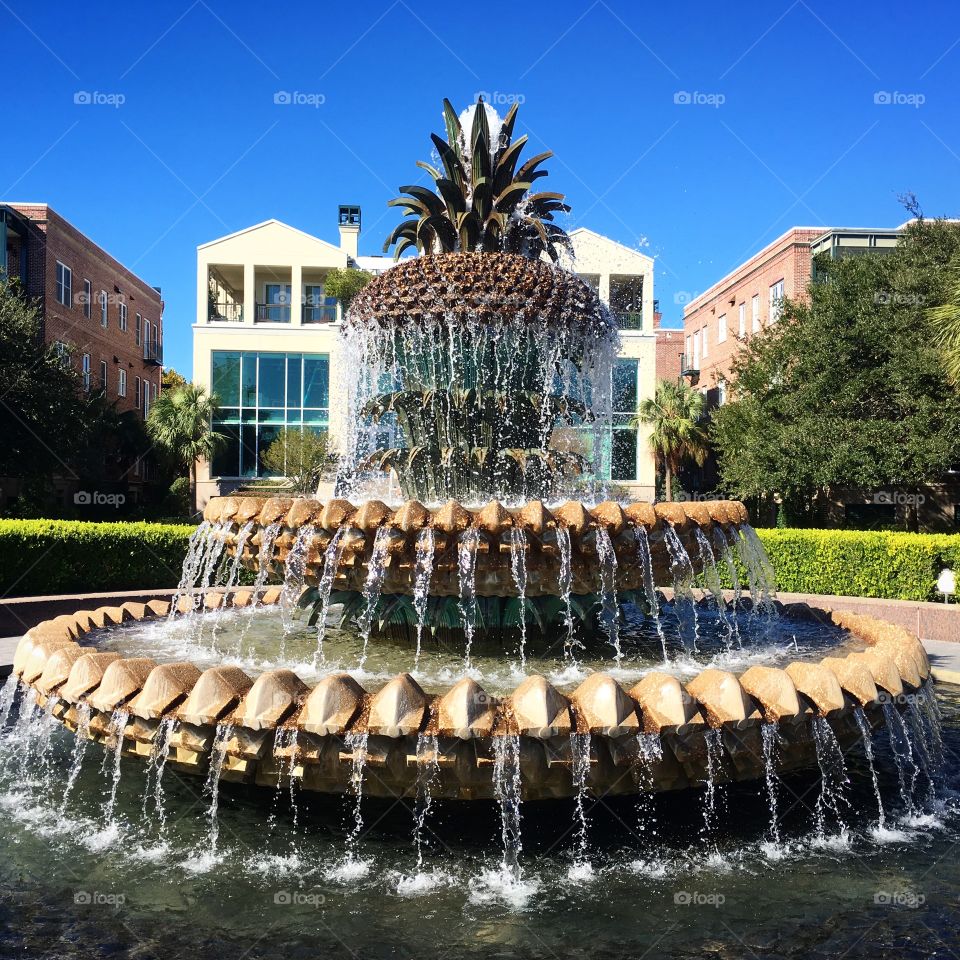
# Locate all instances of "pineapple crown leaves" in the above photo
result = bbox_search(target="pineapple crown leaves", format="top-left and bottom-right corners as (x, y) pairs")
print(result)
(384, 97), (572, 263)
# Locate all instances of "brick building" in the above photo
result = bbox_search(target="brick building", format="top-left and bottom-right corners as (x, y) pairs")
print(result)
(0, 203), (164, 419)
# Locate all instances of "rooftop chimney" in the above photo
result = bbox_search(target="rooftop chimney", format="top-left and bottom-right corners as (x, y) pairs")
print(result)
(338, 205), (361, 260)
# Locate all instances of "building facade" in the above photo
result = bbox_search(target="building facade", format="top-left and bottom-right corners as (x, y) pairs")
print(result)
(193, 215), (658, 506)
(0, 203), (164, 419)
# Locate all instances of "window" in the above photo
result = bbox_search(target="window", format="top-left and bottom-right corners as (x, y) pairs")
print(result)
(82, 279), (91, 319)
(611, 358), (640, 482)
(769, 279), (785, 323)
(55, 262), (72, 306)
(718, 313), (727, 343)
(738, 303), (745, 337)
(119, 302), (127, 331)
(135, 376), (142, 407)
(210, 351), (330, 477)
(684, 335), (691, 364)
(135, 313), (142, 346)
(53, 341), (69, 367)
(303, 284), (337, 324)
(100, 291), (108, 327)
(259, 283), (292, 322)
(144, 319), (151, 354)
(118, 368), (127, 397)
(82, 353), (91, 391)
(144, 382), (150, 418)
(100, 360), (108, 392)
(751, 294), (760, 333)
(693, 330), (701, 367)
(701, 325), (709, 358)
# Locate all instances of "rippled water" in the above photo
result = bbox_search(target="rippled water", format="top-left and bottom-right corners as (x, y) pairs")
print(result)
(0, 684), (957, 959)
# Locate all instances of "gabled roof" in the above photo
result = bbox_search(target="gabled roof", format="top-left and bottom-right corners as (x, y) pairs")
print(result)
(568, 226), (654, 263)
(197, 218), (344, 255)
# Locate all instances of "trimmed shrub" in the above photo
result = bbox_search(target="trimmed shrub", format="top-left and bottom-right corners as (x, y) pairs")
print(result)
(754, 528), (960, 602)
(0, 519), (194, 597)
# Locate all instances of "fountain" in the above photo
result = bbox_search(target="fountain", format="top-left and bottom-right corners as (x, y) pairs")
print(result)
(2, 99), (943, 873)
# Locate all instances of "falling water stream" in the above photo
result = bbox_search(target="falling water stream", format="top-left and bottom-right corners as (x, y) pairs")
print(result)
(457, 528), (481, 670)
(312, 526), (349, 666)
(508, 527), (529, 669)
(357, 526), (392, 670)
(412, 527), (436, 668)
(492, 734), (523, 882)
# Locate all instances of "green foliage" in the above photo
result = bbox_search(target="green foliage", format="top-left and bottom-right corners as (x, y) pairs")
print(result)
(0, 519), (194, 597)
(385, 97), (571, 262)
(635, 379), (710, 501)
(753, 527), (960, 601)
(712, 219), (960, 517)
(162, 477), (192, 517)
(260, 428), (334, 494)
(322, 268), (371, 311)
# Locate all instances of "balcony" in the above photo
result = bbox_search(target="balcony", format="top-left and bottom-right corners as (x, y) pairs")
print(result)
(144, 339), (163, 365)
(209, 301), (243, 322)
(614, 310), (644, 331)
(256, 302), (291, 323)
(303, 304), (338, 324)
(680, 353), (700, 386)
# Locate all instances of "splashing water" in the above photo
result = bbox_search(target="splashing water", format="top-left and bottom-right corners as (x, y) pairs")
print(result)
(412, 527), (435, 668)
(595, 527), (621, 664)
(169, 520), (212, 616)
(412, 732), (440, 872)
(713, 527), (743, 638)
(104, 709), (129, 825)
(632, 732), (663, 839)
(273, 726), (301, 843)
(250, 522), (282, 606)
(457, 528), (480, 670)
(635, 527), (668, 661)
(280, 524), (317, 633)
(313, 525), (349, 667)
(492, 734), (523, 880)
(664, 523), (700, 650)
(557, 525), (578, 662)
(569, 731), (592, 873)
(60, 702), (92, 811)
(760, 723), (781, 844)
(508, 527), (529, 669)
(854, 707), (886, 830)
(0, 674), (20, 731)
(357, 526), (392, 670)
(343, 731), (370, 869)
(811, 716), (850, 837)
(701, 728), (724, 837)
(883, 701), (919, 814)
(694, 528), (735, 648)
(148, 717), (176, 837)
(204, 724), (232, 857)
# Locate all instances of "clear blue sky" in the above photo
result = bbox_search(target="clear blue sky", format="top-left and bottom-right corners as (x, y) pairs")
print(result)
(2, 0), (958, 374)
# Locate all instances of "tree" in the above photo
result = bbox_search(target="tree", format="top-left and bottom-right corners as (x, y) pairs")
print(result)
(162, 367), (188, 391)
(322, 268), (372, 312)
(146, 384), (225, 512)
(929, 254), (960, 384)
(712, 218), (960, 529)
(0, 278), (91, 482)
(260, 428), (334, 494)
(634, 379), (710, 501)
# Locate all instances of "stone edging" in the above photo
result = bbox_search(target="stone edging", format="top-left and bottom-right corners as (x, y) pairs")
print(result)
(9, 592), (933, 801)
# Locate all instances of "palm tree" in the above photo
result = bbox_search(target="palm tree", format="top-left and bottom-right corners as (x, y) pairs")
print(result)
(384, 97), (572, 263)
(146, 384), (225, 512)
(930, 255), (960, 383)
(634, 379), (710, 501)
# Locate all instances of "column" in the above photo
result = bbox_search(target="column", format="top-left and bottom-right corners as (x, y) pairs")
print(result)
(291, 263), (303, 326)
(243, 262), (256, 324)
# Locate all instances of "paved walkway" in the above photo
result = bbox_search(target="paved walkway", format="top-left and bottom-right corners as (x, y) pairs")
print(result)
(923, 639), (960, 685)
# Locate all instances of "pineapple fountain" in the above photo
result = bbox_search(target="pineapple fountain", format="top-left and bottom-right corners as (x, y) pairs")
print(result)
(3, 100), (942, 885)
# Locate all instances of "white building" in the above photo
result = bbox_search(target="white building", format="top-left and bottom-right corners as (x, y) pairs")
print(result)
(192, 211), (657, 505)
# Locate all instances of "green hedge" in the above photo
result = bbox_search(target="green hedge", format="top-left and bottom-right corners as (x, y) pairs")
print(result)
(753, 528), (960, 602)
(0, 520), (194, 598)
(1, 520), (959, 604)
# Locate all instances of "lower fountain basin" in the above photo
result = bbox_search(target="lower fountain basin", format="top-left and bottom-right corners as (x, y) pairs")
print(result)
(11, 591), (933, 801)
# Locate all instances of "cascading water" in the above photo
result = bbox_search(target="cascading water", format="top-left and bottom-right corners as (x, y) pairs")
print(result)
(663, 524), (699, 651)
(634, 526), (668, 661)
(280, 524), (317, 633)
(594, 527), (621, 664)
(412, 731), (440, 872)
(341, 731), (370, 873)
(250, 522), (282, 606)
(204, 723), (232, 858)
(760, 723), (781, 844)
(701, 728), (724, 838)
(492, 734), (523, 881)
(854, 707), (886, 830)
(694, 527), (735, 647)
(811, 715), (850, 837)
(883, 701), (919, 814)
(412, 527), (435, 668)
(713, 526), (743, 623)
(104, 709), (129, 825)
(457, 528), (480, 669)
(569, 731), (592, 876)
(312, 525), (349, 666)
(556, 525), (578, 662)
(60, 702), (91, 810)
(357, 525), (392, 670)
(632, 732), (663, 840)
(169, 520), (212, 616)
(508, 527), (529, 669)
(148, 717), (176, 838)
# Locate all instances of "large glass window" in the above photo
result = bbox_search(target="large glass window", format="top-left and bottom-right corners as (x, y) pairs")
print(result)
(611, 358), (640, 482)
(55, 261), (72, 306)
(210, 351), (330, 477)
